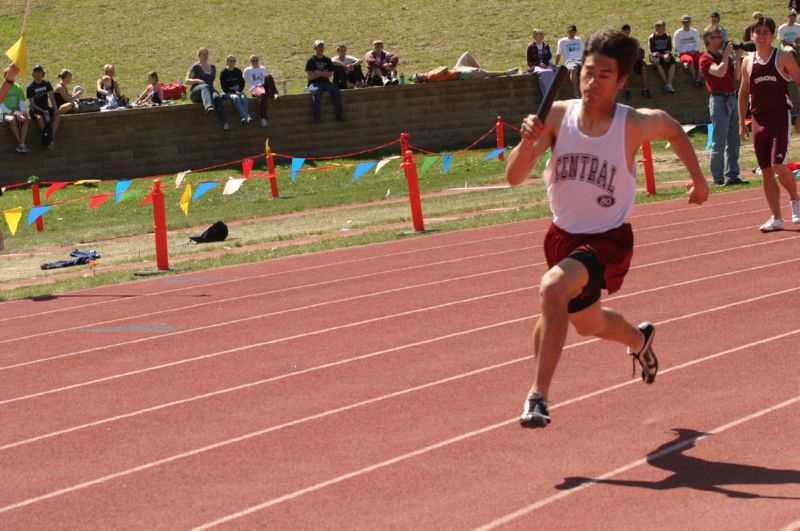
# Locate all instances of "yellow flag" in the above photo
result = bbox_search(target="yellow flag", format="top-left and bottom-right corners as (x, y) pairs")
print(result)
(179, 183), (191, 216)
(5, 33), (27, 79)
(3, 207), (22, 236)
(265, 138), (271, 156)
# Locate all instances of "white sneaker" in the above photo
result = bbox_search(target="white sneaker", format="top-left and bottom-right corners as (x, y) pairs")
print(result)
(759, 216), (785, 232)
(260, 118), (268, 127)
(791, 199), (800, 224)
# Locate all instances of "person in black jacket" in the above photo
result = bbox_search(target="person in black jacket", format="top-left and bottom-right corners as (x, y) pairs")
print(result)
(220, 55), (252, 125)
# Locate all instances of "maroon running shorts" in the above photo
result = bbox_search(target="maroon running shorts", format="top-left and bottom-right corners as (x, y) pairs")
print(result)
(751, 110), (791, 169)
(543, 222), (634, 312)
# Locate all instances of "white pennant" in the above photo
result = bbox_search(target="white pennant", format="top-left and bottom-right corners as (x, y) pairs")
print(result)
(223, 178), (246, 195)
(176, 170), (191, 188)
(375, 156), (401, 174)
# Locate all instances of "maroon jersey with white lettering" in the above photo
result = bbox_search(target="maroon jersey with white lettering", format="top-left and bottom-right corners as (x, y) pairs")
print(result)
(749, 48), (792, 116)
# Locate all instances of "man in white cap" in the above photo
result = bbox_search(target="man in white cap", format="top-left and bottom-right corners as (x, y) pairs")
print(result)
(674, 15), (704, 87)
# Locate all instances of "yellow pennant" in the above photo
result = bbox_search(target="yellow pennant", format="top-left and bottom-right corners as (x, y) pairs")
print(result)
(179, 183), (191, 216)
(5, 33), (27, 79)
(3, 207), (22, 236)
(265, 138), (271, 156)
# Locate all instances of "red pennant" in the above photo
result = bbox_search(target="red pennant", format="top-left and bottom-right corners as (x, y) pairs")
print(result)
(87, 193), (112, 210)
(140, 191), (154, 206)
(242, 158), (254, 178)
(45, 182), (69, 200)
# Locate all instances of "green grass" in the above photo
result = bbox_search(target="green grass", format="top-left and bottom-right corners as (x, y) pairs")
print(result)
(0, 1), (782, 95)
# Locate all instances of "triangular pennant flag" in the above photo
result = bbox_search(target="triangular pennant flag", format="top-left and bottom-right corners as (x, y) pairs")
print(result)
(291, 158), (305, 183)
(419, 156), (438, 176)
(27, 205), (51, 225)
(353, 161), (377, 182)
(223, 178), (246, 195)
(192, 181), (219, 201)
(242, 158), (254, 178)
(3, 207), (22, 236)
(442, 154), (453, 174)
(45, 182), (68, 200)
(484, 148), (505, 160)
(88, 193), (112, 210)
(176, 170), (190, 188)
(704, 124), (714, 152)
(5, 33), (27, 80)
(375, 156), (400, 174)
(541, 148), (551, 163)
(140, 190), (154, 206)
(117, 190), (142, 203)
(114, 180), (132, 202)
(179, 183), (192, 215)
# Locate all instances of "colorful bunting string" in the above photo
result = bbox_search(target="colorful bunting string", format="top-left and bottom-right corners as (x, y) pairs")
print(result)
(291, 158), (305, 183)
(27, 205), (50, 225)
(353, 161), (377, 182)
(192, 181), (219, 201)
(223, 178), (245, 195)
(3, 207), (22, 235)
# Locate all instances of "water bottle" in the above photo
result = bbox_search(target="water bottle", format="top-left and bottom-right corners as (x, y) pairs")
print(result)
(282, 80), (288, 95)
(399, 73), (405, 85)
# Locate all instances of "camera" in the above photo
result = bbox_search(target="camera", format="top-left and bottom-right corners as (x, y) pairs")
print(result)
(728, 41), (757, 52)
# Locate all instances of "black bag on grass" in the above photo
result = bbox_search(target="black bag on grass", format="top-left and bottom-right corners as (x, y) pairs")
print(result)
(190, 221), (228, 243)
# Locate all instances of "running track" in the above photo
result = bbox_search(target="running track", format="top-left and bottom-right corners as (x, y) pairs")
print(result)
(1, 187), (799, 530)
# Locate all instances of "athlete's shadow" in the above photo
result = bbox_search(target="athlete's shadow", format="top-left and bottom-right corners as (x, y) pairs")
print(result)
(556, 428), (800, 499)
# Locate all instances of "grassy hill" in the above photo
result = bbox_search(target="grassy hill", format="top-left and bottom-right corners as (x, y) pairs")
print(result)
(0, 1), (781, 96)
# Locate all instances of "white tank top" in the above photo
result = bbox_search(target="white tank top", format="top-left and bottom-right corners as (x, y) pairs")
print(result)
(543, 100), (637, 234)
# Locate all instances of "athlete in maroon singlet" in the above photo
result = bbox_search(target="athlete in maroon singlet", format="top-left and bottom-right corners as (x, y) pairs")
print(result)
(738, 16), (800, 232)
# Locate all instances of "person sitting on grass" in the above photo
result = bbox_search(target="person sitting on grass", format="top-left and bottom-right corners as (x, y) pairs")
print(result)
(53, 68), (83, 114)
(332, 44), (365, 89)
(365, 40), (399, 86)
(96, 64), (129, 106)
(134, 71), (163, 106)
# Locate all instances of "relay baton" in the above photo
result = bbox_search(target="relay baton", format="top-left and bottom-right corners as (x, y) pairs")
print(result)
(535, 65), (569, 121)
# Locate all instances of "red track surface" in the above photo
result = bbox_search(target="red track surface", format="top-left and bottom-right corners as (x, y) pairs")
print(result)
(1, 187), (799, 529)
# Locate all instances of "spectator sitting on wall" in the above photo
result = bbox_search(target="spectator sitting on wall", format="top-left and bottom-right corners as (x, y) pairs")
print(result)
(411, 52), (518, 83)
(526, 28), (557, 95)
(332, 44), (365, 89)
(555, 24), (584, 97)
(305, 39), (344, 123)
(704, 11), (729, 42)
(26, 64), (60, 150)
(96, 64), (129, 106)
(779, 11), (800, 55)
(649, 20), (677, 93)
(134, 71), (163, 106)
(620, 23), (652, 99)
(365, 40), (399, 86)
(243, 54), (279, 128)
(53, 69), (83, 114)
(674, 15), (704, 87)
(1, 67), (29, 153)
(220, 55), (252, 125)
(185, 47), (230, 130)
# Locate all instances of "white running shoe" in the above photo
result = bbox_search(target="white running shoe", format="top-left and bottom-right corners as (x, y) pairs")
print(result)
(791, 199), (800, 224)
(760, 217), (785, 232)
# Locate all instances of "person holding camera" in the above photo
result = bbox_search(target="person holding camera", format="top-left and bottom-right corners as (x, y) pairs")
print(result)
(738, 16), (800, 232)
(699, 28), (746, 186)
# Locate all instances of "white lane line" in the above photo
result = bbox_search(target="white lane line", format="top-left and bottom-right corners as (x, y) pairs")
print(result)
(5, 256), (799, 451)
(191, 336), (800, 530)
(2, 298), (798, 517)
(477, 394), (800, 530)
(3, 226), (791, 373)
(0, 229), (540, 324)
(0, 244), (538, 346)
(0, 188), (763, 323)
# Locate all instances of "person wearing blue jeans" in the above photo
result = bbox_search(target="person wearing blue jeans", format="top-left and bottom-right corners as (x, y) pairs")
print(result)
(220, 55), (252, 125)
(185, 47), (230, 129)
(699, 28), (746, 185)
(305, 40), (344, 123)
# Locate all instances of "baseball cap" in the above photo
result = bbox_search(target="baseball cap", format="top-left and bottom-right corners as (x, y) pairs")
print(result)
(32, 64), (44, 72)
(566, 24), (577, 32)
(680, 15), (691, 22)
(313, 39), (324, 47)
(710, 11), (720, 18)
